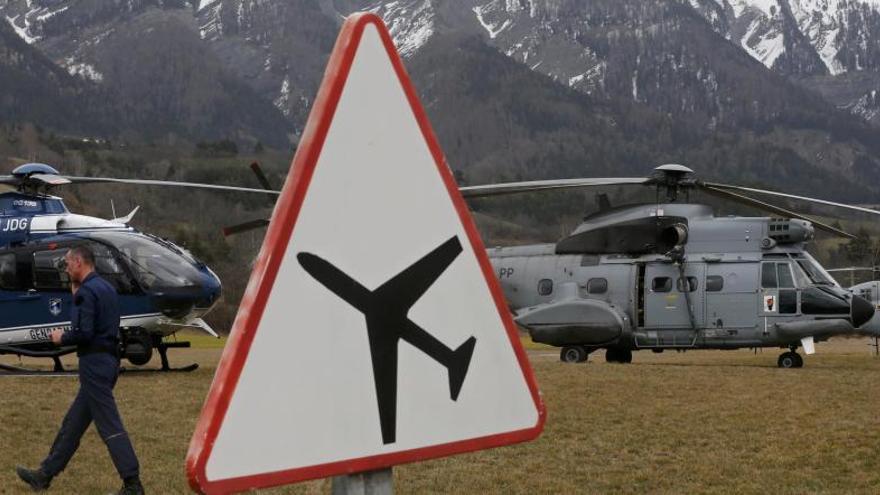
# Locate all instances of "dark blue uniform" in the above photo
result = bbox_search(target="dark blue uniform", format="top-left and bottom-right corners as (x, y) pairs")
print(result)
(40, 272), (140, 481)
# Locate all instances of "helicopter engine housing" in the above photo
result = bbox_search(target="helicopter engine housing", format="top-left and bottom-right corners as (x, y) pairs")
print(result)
(768, 219), (814, 244)
(555, 216), (689, 255)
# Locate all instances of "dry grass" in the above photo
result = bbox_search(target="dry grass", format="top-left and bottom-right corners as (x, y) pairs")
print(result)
(2, 339), (880, 494)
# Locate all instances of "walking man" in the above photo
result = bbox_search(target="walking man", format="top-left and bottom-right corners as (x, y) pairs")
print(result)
(16, 245), (144, 494)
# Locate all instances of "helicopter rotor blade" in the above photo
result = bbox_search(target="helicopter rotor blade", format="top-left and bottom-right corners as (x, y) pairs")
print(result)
(222, 219), (271, 237)
(249, 161), (278, 208)
(699, 185), (856, 239)
(61, 176), (281, 195)
(460, 177), (650, 198)
(826, 267), (879, 272)
(249, 162), (274, 191)
(702, 181), (880, 218)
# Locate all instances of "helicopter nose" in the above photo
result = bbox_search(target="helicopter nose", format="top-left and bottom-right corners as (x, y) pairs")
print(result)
(851, 295), (875, 328)
(201, 269), (223, 309)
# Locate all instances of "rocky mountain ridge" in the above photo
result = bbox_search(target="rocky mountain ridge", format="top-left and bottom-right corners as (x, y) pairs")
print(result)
(3, 0), (880, 201)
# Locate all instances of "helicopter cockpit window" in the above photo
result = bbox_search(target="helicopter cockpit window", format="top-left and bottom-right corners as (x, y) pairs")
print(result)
(537, 279), (553, 296)
(777, 263), (795, 289)
(587, 278), (607, 294)
(0, 253), (18, 290)
(706, 275), (724, 292)
(763, 262), (796, 289)
(85, 232), (205, 291)
(652, 277), (672, 292)
(88, 243), (136, 294)
(33, 249), (70, 291)
(791, 262), (812, 288)
(677, 277), (698, 292)
(794, 256), (836, 286)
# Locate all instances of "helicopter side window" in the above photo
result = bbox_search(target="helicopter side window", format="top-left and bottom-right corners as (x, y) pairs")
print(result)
(537, 279), (553, 296)
(761, 263), (778, 288)
(33, 249), (70, 291)
(676, 277), (698, 292)
(652, 277), (672, 292)
(580, 256), (599, 266)
(775, 263), (798, 314)
(706, 275), (724, 292)
(0, 253), (18, 290)
(587, 278), (607, 294)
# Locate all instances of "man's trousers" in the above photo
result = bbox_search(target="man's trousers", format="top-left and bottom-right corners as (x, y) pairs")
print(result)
(40, 352), (140, 479)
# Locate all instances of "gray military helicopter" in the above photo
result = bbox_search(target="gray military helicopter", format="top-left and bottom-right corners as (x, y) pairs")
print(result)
(457, 164), (880, 368)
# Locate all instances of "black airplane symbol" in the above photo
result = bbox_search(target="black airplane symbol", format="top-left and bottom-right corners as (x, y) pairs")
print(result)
(297, 236), (477, 445)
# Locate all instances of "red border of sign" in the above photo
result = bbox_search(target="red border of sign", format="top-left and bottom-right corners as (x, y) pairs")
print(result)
(186, 13), (546, 494)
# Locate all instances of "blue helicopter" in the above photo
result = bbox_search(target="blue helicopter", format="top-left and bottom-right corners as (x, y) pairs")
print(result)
(0, 163), (279, 372)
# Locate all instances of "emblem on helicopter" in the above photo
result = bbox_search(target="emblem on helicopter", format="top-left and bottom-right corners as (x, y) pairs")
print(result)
(48, 298), (62, 317)
(763, 295), (776, 313)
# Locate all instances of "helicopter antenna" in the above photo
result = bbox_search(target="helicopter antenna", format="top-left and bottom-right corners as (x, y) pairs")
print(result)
(110, 199), (117, 219)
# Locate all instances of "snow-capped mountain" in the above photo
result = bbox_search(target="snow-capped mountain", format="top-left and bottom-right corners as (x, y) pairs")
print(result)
(4, 0), (880, 200)
(689, 0), (880, 76)
(0, 0), (291, 145)
(365, 0), (880, 126)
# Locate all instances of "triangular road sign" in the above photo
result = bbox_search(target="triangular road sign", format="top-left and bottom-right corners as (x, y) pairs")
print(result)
(187, 13), (545, 493)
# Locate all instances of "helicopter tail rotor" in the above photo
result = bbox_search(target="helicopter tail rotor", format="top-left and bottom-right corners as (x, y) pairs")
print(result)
(222, 162), (274, 237)
(223, 219), (271, 237)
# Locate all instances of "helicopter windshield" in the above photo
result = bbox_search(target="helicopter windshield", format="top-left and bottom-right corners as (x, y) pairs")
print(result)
(793, 254), (838, 287)
(87, 232), (205, 290)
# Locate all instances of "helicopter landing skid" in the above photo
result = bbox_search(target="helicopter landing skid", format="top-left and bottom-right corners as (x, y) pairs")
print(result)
(0, 342), (200, 374)
(120, 341), (199, 373)
(0, 362), (78, 376)
(120, 363), (199, 373)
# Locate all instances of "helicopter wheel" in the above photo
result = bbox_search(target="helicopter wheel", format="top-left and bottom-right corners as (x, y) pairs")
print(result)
(560, 346), (589, 363)
(605, 348), (633, 364)
(777, 351), (803, 369)
(122, 331), (153, 366)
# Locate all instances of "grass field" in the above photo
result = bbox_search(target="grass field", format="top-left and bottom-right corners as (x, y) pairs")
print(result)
(2, 338), (880, 494)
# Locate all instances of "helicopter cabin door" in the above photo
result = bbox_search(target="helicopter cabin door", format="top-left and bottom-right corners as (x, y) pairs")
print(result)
(759, 260), (800, 334)
(640, 262), (705, 346)
(703, 262), (760, 339)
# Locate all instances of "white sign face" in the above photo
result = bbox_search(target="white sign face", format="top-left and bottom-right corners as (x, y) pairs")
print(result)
(187, 14), (544, 494)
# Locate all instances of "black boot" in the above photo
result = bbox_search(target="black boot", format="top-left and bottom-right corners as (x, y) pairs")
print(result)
(15, 466), (51, 492)
(117, 476), (144, 495)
